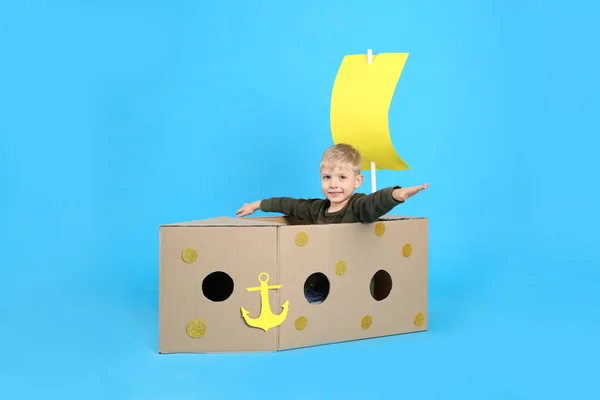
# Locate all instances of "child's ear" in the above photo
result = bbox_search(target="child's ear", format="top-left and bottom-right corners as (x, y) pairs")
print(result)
(355, 173), (364, 188)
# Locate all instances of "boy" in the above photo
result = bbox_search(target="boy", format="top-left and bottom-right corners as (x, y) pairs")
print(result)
(236, 143), (428, 224)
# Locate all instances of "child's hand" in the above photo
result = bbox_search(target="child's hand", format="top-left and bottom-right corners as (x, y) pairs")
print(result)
(393, 183), (429, 202)
(236, 201), (261, 218)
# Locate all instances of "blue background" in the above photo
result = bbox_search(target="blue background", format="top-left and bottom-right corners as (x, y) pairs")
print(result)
(1, 0), (599, 398)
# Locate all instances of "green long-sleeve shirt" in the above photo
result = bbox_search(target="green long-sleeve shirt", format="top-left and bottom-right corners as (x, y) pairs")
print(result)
(259, 186), (404, 224)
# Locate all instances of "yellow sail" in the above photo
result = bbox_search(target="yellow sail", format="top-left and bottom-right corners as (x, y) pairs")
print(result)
(330, 52), (410, 171)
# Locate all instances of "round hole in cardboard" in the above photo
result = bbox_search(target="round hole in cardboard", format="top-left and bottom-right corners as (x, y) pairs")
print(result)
(202, 271), (234, 302)
(370, 270), (392, 301)
(303, 272), (330, 305)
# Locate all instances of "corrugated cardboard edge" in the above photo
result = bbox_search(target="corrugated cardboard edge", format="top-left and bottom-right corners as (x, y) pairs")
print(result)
(159, 217), (282, 228)
(379, 214), (426, 221)
(158, 214), (427, 228)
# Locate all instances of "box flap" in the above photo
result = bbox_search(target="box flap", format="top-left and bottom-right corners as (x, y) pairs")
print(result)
(160, 216), (283, 228)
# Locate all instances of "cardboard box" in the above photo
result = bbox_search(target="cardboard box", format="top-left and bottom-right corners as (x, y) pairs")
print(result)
(158, 214), (428, 353)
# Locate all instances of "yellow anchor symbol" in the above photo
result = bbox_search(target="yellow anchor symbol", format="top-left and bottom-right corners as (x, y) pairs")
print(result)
(240, 272), (289, 332)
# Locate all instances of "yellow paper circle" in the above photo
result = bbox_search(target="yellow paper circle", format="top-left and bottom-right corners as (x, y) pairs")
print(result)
(361, 315), (373, 330)
(295, 316), (308, 331)
(335, 260), (347, 276)
(186, 318), (207, 338)
(295, 232), (308, 247)
(402, 243), (413, 258)
(181, 248), (198, 264)
(414, 312), (425, 327)
(374, 222), (386, 237)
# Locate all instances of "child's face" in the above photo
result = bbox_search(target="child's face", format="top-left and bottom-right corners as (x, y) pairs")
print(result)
(320, 163), (363, 207)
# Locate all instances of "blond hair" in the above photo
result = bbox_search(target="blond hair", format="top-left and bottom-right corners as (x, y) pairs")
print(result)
(320, 143), (362, 173)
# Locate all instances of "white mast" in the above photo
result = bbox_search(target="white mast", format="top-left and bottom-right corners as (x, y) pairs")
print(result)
(367, 48), (376, 194)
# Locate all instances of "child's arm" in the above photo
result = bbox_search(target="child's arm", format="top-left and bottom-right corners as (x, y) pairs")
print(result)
(236, 197), (324, 223)
(350, 187), (403, 223)
(351, 183), (428, 223)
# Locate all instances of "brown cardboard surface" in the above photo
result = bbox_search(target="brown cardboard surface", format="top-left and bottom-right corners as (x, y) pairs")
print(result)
(277, 218), (428, 350)
(159, 224), (280, 353)
(157, 214), (428, 353)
